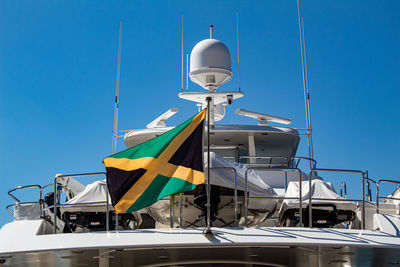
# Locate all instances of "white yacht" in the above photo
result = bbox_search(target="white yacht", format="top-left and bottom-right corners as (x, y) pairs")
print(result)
(1, 24), (400, 267)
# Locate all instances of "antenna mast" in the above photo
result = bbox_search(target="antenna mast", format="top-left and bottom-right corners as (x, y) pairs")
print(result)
(297, 0), (314, 164)
(112, 21), (123, 154)
(302, 17), (314, 159)
(186, 52), (189, 91)
(236, 11), (241, 92)
(181, 14), (184, 92)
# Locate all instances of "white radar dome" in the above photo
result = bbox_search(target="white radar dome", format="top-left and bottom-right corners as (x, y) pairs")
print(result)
(189, 38), (232, 91)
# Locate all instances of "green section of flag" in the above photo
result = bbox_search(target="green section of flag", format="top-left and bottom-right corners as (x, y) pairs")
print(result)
(125, 174), (197, 213)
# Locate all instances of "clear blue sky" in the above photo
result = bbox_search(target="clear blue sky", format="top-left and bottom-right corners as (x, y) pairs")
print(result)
(0, 1), (399, 227)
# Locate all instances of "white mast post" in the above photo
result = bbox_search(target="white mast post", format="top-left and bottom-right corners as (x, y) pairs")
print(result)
(236, 11), (241, 92)
(204, 97), (213, 236)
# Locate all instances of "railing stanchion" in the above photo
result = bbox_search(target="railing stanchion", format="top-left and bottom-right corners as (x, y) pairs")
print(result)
(362, 172), (366, 230)
(244, 169), (249, 226)
(234, 169), (238, 227)
(179, 193), (183, 228)
(299, 170), (303, 227)
(169, 195), (174, 228)
(39, 188), (43, 219)
(308, 170), (312, 228)
(53, 176), (58, 234)
(376, 183), (380, 214)
(106, 175), (110, 232)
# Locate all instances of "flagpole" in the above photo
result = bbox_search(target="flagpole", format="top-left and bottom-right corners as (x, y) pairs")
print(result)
(204, 97), (213, 236)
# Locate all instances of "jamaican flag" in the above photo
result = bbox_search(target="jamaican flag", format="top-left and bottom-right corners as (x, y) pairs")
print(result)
(103, 109), (206, 213)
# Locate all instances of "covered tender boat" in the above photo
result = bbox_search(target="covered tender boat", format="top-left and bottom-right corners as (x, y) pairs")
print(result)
(278, 179), (357, 227)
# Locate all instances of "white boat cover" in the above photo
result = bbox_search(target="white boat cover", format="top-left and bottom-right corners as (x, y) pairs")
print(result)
(279, 179), (357, 215)
(61, 180), (111, 213)
(385, 187), (400, 205)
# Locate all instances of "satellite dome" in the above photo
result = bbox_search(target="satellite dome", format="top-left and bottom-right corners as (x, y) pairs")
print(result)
(189, 38), (232, 91)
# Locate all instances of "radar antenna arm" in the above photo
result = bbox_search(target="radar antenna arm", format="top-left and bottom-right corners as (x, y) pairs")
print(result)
(235, 108), (292, 126)
(147, 108), (179, 128)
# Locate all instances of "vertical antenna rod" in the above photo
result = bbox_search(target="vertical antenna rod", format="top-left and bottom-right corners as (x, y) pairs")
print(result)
(181, 14), (184, 92)
(112, 21), (123, 231)
(302, 17), (314, 159)
(186, 52), (189, 91)
(236, 11), (241, 92)
(210, 25), (214, 39)
(112, 21), (123, 154)
(296, 0), (313, 166)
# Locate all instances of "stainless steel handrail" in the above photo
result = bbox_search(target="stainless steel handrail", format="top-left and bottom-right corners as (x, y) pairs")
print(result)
(365, 177), (377, 203)
(8, 185), (42, 203)
(239, 156), (317, 170)
(239, 156), (289, 167)
(53, 172), (107, 234)
(376, 179), (400, 214)
(6, 204), (14, 215)
(42, 183), (54, 191)
(309, 168), (366, 229)
(7, 184), (46, 219)
(293, 157), (317, 169)
(244, 167), (303, 226)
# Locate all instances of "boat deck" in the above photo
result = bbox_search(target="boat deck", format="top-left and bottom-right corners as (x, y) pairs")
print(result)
(1, 224), (400, 266)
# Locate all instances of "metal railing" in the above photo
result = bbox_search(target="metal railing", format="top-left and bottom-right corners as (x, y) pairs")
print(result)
(293, 157), (317, 169)
(244, 167), (303, 226)
(8, 156), (400, 233)
(6, 184), (52, 218)
(239, 156), (316, 169)
(5, 204), (14, 215)
(376, 179), (400, 214)
(239, 156), (290, 167)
